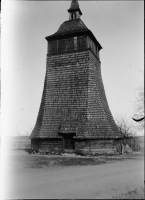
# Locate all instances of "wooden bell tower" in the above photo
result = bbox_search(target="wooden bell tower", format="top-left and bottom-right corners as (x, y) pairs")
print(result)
(30, 0), (123, 153)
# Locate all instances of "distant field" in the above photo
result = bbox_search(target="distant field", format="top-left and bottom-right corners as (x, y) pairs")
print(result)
(7, 136), (31, 149)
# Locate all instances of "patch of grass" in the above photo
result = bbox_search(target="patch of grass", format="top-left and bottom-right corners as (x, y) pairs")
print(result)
(9, 149), (144, 170)
(112, 187), (144, 199)
(26, 155), (124, 168)
(24, 156), (107, 168)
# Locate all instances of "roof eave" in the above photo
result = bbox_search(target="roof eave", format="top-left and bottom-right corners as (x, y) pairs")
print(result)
(45, 29), (89, 41)
(88, 30), (102, 51)
(67, 8), (82, 15)
(45, 30), (102, 51)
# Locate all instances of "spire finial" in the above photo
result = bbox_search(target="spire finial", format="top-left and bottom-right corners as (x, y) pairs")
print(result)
(68, 0), (82, 20)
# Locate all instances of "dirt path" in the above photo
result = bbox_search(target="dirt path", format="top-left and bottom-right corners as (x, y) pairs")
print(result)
(4, 156), (144, 199)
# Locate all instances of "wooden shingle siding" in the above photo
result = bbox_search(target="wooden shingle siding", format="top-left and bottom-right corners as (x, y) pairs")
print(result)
(44, 50), (89, 137)
(87, 50), (122, 138)
(31, 75), (48, 138)
(31, 49), (122, 139)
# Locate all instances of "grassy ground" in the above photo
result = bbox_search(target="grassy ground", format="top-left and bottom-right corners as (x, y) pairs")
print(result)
(112, 187), (144, 199)
(10, 148), (144, 169)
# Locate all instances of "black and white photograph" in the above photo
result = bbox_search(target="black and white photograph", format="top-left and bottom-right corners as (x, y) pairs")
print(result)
(1, 0), (144, 199)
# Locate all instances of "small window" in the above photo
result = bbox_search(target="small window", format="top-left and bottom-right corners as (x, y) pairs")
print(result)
(72, 14), (76, 20)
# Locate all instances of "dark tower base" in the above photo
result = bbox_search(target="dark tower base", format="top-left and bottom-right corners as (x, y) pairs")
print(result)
(31, 137), (125, 154)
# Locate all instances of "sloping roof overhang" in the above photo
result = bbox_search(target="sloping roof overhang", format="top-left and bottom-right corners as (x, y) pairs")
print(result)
(45, 29), (102, 51)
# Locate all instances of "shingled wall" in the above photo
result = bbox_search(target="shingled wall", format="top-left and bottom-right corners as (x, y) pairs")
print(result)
(31, 48), (123, 153)
(86, 50), (122, 138)
(31, 50), (89, 139)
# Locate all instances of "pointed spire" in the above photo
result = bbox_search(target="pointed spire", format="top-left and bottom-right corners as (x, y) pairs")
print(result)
(69, 0), (80, 10)
(68, 0), (82, 20)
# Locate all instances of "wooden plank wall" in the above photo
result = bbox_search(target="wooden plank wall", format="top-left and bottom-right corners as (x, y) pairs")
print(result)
(75, 139), (114, 154)
(39, 139), (62, 153)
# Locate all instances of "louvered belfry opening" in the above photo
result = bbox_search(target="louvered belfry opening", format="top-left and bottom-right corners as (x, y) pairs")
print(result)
(48, 35), (100, 61)
(48, 36), (87, 55)
(30, 0), (123, 153)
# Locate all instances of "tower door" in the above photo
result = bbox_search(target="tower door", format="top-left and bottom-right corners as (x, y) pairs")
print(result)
(64, 136), (74, 150)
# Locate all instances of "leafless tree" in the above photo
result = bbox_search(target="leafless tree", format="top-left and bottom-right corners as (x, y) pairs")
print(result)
(115, 116), (134, 137)
(16, 128), (32, 149)
(16, 129), (22, 149)
(25, 131), (30, 137)
(133, 84), (144, 131)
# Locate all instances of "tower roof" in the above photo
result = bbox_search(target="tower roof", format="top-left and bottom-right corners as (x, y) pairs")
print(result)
(45, 0), (102, 50)
(45, 19), (102, 51)
(68, 0), (82, 15)
(46, 19), (88, 39)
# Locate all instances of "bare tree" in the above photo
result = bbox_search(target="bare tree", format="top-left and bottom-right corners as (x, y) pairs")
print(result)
(16, 128), (32, 149)
(133, 84), (144, 131)
(115, 116), (134, 137)
(16, 129), (22, 149)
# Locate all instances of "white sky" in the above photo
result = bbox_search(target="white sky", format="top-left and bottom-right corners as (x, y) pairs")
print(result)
(1, 0), (144, 136)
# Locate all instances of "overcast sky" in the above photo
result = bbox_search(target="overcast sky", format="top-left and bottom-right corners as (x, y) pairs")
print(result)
(2, 0), (144, 136)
